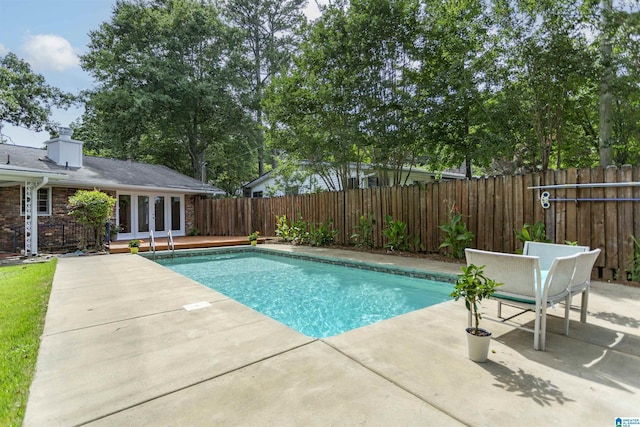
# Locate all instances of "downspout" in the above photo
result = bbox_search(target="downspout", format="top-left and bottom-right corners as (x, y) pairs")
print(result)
(28, 177), (48, 256)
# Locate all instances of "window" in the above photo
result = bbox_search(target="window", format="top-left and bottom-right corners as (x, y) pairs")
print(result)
(252, 191), (263, 198)
(21, 187), (51, 216)
(346, 177), (358, 189)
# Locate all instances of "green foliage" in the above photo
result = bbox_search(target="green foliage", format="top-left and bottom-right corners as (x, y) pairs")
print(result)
(308, 220), (338, 247)
(187, 227), (200, 236)
(222, 0), (306, 175)
(67, 189), (116, 250)
(450, 263), (501, 335)
(290, 215), (310, 245)
(515, 221), (552, 249)
(438, 205), (474, 259)
(275, 214), (308, 244)
(80, 0), (254, 189)
(0, 260), (56, 426)
(248, 231), (260, 242)
(128, 239), (141, 248)
(275, 215), (292, 242)
(0, 52), (74, 135)
(627, 235), (640, 282)
(275, 214), (337, 247)
(382, 214), (411, 252)
(351, 213), (376, 248)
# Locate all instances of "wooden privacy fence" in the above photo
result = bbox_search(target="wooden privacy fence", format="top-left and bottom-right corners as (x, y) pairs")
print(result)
(196, 165), (640, 284)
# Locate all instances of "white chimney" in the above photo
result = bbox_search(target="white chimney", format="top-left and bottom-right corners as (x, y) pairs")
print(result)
(45, 126), (84, 168)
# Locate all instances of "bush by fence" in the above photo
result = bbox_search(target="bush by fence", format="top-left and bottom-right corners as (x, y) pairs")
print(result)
(196, 165), (640, 284)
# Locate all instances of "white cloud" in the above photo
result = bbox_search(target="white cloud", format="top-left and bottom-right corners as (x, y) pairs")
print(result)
(22, 34), (79, 72)
(0, 43), (8, 55)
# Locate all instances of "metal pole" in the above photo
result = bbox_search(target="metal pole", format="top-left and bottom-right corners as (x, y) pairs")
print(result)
(528, 182), (640, 190)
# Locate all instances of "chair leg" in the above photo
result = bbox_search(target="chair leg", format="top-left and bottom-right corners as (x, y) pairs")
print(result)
(540, 306), (547, 351)
(564, 295), (571, 336)
(497, 301), (502, 318)
(533, 308), (541, 351)
(580, 290), (589, 323)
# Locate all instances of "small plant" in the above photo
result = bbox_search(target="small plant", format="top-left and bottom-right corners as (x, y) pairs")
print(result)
(515, 221), (551, 248)
(450, 264), (502, 336)
(187, 227), (200, 236)
(382, 214), (411, 252)
(438, 204), (474, 259)
(351, 213), (376, 248)
(275, 215), (292, 242)
(275, 214), (309, 244)
(627, 235), (640, 282)
(290, 214), (309, 245)
(128, 239), (141, 248)
(308, 220), (338, 247)
(248, 231), (260, 242)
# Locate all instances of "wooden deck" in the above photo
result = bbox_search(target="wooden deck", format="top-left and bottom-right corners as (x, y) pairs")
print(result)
(108, 236), (263, 254)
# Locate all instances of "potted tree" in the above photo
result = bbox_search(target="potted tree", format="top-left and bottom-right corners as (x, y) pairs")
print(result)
(450, 264), (501, 362)
(128, 239), (141, 254)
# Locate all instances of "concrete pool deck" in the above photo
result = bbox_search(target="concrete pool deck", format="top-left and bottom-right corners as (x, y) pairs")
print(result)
(24, 244), (640, 426)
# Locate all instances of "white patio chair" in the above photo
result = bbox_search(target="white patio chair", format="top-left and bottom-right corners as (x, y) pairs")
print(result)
(563, 248), (602, 334)
(465, 248), (579, 351)
(523, 241), (588, 270)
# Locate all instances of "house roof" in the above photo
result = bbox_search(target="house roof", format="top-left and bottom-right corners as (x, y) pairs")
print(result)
(0, 144), (222, 195)
(243, 163), (465, 189)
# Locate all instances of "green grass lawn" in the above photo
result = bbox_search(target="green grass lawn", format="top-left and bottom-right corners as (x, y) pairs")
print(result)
(0, 260), (56, 427)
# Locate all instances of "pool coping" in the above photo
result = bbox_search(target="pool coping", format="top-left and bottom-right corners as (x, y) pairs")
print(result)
(146, 245), (458, 283)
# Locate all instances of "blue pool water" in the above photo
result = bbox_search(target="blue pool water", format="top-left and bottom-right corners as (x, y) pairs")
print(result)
(157, 251), (453, 338)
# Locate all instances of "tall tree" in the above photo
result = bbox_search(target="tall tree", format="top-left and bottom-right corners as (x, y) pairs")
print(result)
(81, 0), (253, 184)
(0, 52), (73, 139)
(599, 0), (614, 166)
(265, 0), (428, 187)
(489, 0), (596, 172)
(222, 0), (306, 176)
(413, 0), (497, 178)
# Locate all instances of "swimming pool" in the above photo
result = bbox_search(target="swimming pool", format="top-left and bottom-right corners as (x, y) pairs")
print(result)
(156, 249), (454, 338)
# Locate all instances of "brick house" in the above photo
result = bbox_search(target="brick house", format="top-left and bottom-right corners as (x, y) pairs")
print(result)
(0, 128), (222, 255)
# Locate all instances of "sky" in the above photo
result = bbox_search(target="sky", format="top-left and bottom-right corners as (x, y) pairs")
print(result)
(0, 0), (326, 148)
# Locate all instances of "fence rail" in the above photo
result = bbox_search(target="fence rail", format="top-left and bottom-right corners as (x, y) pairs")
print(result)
(196, 165), (640, 284)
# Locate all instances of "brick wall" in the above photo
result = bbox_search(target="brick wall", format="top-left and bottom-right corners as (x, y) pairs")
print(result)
(0, 186), (117, 253)
(0, 186), (21, 252)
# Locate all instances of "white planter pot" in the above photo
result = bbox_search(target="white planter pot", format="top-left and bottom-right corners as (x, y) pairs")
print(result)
(465, 327), (492, 362)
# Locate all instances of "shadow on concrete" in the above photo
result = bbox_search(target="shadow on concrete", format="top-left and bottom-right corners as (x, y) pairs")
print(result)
(481, 362), (574, 407)
(494, 318), (640, 393)
(590, 311), (640, 329)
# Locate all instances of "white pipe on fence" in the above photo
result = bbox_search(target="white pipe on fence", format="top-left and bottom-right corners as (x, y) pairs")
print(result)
(529, 182), (640, 190)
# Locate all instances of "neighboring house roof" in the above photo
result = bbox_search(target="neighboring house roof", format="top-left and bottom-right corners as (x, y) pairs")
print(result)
(0, 144), (222, 195)
(243, 164), (465, 189)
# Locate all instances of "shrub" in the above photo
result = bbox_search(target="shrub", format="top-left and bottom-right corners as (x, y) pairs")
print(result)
(627, 235), (640, 282)
(439, 204), (474, 259)
(382, 214), (411, 252)
(351, 213), (376, 248)
(308, 220), (338, 247)
(67, 189), (116, 250)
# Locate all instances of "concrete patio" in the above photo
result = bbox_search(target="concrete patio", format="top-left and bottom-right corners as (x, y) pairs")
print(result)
(24, 244), (640, 426)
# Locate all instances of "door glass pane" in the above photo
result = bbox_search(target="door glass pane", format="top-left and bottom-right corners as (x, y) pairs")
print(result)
(118, 195), (131, 233)
(154, 196), (165, 232)
(171, 197), (181, 231)
(138, 195), (149, 233)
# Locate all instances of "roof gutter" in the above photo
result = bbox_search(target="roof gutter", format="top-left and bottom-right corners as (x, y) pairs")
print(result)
(55, 181), (223, 195)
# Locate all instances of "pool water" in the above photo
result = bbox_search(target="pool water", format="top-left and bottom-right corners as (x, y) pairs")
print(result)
(157, 252), (453, 338)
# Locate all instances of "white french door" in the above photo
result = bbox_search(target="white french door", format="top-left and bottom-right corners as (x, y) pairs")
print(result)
(116, 192), (184, 240)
